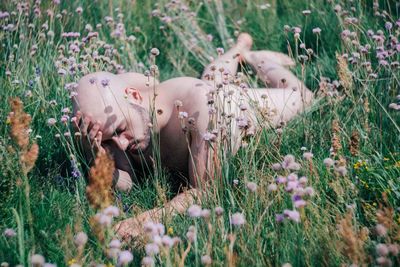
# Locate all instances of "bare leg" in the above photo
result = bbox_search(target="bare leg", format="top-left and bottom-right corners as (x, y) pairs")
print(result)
(202, 33), (253, 84)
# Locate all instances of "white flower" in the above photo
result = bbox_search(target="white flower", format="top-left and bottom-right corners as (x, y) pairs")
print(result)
(187, 204), (202, 218)
(118, 250), (133, 265)
(215, 206), (224, 216)
(161, 235), (174, 248)
(47, 118), (57, 126)
(246, 182), (257, 192)
(74, 232), (88, 247)
(31, 254), (45, 266)
(145, 243), (159, 256)
(178, 111), (188, 119)
(201, 255), (212, 265)
(141, 256), (154, 266)
(3, 228), (16, 237)
(230, 212), (246, 226)
(103, 205), (120, 217)
(109, 239), (121, 249)
(267, 183), (278, 192)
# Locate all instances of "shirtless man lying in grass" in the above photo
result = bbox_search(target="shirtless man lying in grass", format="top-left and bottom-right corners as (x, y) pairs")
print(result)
(71, 33), (313, 240)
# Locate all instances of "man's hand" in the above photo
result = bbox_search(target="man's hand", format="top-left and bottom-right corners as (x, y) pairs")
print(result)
(71, 110), (105, 160)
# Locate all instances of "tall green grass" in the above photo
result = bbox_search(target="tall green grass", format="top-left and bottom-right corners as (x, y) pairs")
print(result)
(1, 0), (399, 266)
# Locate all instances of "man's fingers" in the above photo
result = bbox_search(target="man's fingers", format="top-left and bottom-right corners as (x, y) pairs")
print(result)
(81, 115), (92, 136)
(89, 122), (100, 140)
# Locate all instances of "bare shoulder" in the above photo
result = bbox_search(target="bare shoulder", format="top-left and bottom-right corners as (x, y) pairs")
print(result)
(117, 72), (159, 91)
(158, 77), (212, 95)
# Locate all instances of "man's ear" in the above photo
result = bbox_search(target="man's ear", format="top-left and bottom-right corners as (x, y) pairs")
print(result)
(125, 87), (143, 103)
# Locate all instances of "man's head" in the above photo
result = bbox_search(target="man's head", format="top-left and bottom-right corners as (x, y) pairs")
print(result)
(72, 72), (151, 153)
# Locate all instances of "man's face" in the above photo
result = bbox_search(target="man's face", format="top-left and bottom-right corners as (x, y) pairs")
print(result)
(100, 99), (151, 153)
(73, 73), (151, 154)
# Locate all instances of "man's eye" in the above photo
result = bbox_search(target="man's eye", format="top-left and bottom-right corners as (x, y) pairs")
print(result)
(115, 128), (125, 135)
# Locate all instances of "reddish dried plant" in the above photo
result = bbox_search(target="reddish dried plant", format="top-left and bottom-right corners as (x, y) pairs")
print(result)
(86, 150), (114, 210)
(337, 211), (369, 265)
(8, 97), (39, 174)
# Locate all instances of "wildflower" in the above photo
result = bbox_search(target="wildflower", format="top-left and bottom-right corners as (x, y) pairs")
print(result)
(31, 254), (45, 266)
(286, 181), (298, 192)
(161, 235), (174, 248)
(268, 183), (278, 192)
(174, 100), (183, 108)
(186, 226), (196, 242)
(233, 179), (239, 185)
(376, 257), (392, 266)
(145, 243), (159, 256)
(216, 47), (224, 55)
(178, 111), (188, 119)
(167, 227), (173, 235)
(302, 10), (311, 15)
(76, 7), (83, 14)
(323, 158), (335, 168)
(376, 243), (389, 256)
(284, 209), (300, 223)
(57, 68), (67, 76)
(303, 152), (313, 160)
(150, 48), (160, 56)
(103, 205), (120, 217)
(304, 187), (315, 196)
(275, 214), (285, 222)
(287, 173), (298, 181)
(215, 206), (224, 216)
(201, 209), (211, 218)
(118, 251), (133, 266)
(187, 204), (202, 218)
(375, 224), (387, 237)
(271, 163), (282, 171)
(74, 231), (88, 247)
(230, 212), (246, 226)
(388, 244), (399, 255)
(335, 166), (348, 176)
(299, 176), (308, 185)
(276, 176), (287, 184)
(312, 27), (321, 34)
(101, 78), (110, 87)
(294, 199), (307, 208)
(3, 228), (16, 238)
(142, 256), (154, 266)
(203, 131), (217, 142)
(385, 22), (393, 30)
(246, 182), (257, 192)
(201, 255), (212, 265)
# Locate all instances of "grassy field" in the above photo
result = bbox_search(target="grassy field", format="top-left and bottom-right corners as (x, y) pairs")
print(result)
(1, 0), (400, 266)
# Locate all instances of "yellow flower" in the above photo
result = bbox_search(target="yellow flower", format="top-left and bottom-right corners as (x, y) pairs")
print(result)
(106, 263), (115, 267)
(394, 161), (400, 168)
(6, 116), (11, 124)
(68, 258), (77, 266)
(167, 227), (174, 235)
(383, 157), (389, 161)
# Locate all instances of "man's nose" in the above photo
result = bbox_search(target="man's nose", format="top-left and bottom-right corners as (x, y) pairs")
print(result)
(112, 134), (130, 151)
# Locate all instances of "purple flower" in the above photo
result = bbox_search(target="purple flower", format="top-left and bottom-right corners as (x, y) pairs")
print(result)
(284, 209), (300, 222)
(3, 228), (16, 237)
(294, 199), (307, 208)
(187, 205), (202, 218)
(286, 181), (298, 192)
(101, 78), (110, 87)
(230, 212), (246, 226)
(275, 214), (284, 223)
(385, 22), (393, 30)
(276, 176), (287, 184)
